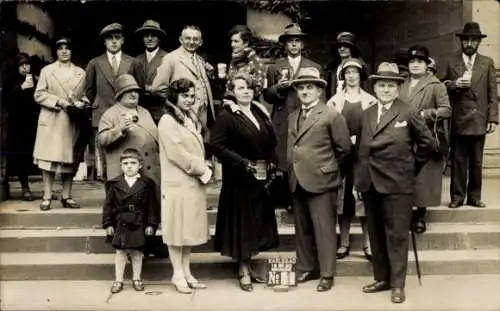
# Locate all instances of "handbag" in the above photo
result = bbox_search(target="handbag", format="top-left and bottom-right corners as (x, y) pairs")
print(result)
(432, 117), (449, 156)
(264, 170), (291, 207)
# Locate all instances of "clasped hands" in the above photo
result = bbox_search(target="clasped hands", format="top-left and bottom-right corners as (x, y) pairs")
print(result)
(105, 226), (155, 236)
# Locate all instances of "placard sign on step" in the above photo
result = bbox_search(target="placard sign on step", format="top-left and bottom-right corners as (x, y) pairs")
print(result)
(267, 257), (297, 289)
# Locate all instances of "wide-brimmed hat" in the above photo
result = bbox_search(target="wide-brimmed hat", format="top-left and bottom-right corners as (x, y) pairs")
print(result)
(114, 74), (141, 100)
(407, 45), (431, 64)
(333, 32), (360, 55)
(369, 62), (405, 84)
(99, 23), (124, 41)
(339, 58), (368, 81)
(427, 57), (437, 74)
(135, 20), (166, 38)
(278, 23), (307, 43)
(456, 22), (487, 38)
(290, 67), (327, 88)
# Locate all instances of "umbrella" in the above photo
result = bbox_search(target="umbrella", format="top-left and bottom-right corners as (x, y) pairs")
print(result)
(411, 228), (422, 285)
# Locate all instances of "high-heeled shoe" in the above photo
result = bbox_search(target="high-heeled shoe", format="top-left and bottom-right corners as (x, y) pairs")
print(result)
(173, 279), (193, 294)
(239, 275), (253, 292)
(61, 197), (80, 209)
(336, 245), (350, 259)
(186, 276), (207, 289)
(39, 199), (51, 211)
(248, 267), (265, 283)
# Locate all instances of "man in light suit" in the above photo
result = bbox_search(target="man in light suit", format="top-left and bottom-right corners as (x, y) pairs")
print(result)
(84, 23), (134, 180)
(129, 20), (168, 125)
(264, 24), (323, 209)
(287, 67), (351, 292)
(151, 25), (214, 131)
(441, 22), (498, 208)
(355, 63), (436, 303)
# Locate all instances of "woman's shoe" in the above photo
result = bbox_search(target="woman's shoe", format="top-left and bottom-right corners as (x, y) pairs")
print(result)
(239, 275), (253, 292)
(363, 247), (372, 262)
(39, 199), (51, 211)
(61, 197), (80, 209)
(248, 267), (266, 283)
(22, 189), (34, 201)
(132, 279), (144, 291)
(186, 276), (207, 289)
(173, 280), (193, 294)
(414, 218), (427, 234)
(336, 245), (350, 259)
(110, 281), (123, 294)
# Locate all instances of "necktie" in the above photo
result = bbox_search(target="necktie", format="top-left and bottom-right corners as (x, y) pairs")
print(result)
(111, 55), (118, 76)
(146, 53), (152, 63)
(298, 107), (311, 130)
(378, 106), (389, 124)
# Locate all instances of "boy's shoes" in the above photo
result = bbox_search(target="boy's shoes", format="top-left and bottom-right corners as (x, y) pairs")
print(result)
(132, 279), (144, 291)
(110, 281), (124, 294)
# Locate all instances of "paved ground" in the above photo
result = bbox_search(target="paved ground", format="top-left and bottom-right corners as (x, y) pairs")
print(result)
(1, 275), (500, 311)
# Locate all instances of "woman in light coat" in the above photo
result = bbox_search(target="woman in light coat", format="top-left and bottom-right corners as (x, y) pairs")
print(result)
(399, 45), (451, 233)
(33, 38), (87, 211)
(158, 78), (212, 294)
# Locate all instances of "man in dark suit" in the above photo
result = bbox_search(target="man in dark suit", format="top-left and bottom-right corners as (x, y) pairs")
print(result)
(129, 20), (168, 125)
(355, 62), (436, 303)
(263, 23), (323, 209)
(441, 22), (498, 208)
(84, 23), (134, 181)
(287, 67), (351, 292)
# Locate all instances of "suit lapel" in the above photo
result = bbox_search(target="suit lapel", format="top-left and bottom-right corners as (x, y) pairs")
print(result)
(117, 55), (132, 76)
(96, 54), (116, 88)
(374, 102), (400, 136)
(453, 54), (467, 78)
(146, 49), (166, 83)
(471, 54), (486, 87)
(177, 48), (199, 77)
(294, 104), (323, 144)
(115, 176), (144, 198)
(50, 64), (84, 98)
(367, 105), (378, 137)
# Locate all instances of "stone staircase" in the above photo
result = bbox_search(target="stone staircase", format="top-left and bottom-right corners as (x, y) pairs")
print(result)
(1, 177), (500, 281)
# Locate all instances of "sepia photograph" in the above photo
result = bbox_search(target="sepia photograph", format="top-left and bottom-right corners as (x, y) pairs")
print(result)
(0, 0), (499, 310)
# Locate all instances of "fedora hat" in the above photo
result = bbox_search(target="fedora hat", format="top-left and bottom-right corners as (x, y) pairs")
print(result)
(339, 58), (368, 81)
(407, 45), (431, 64)
(99, 23), (124, 41)
(135, 20), (166, 38)
(333, 32), (360, 54)
(278, 23), (307, 43)
(290, 67), (327, 88)
(369, 62), (405, 84)
(114, 74), (141, 100)
(456, 22), (486, 38)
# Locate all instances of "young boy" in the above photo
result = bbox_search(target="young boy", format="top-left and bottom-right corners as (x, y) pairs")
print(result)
(102, 148), (159, 294)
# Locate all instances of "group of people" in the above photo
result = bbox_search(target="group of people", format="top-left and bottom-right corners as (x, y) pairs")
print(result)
(2, 18), (497, 304)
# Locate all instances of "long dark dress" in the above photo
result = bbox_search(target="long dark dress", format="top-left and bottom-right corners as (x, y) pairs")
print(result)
(5, 74), (40, 185)
(210, 104), (279, 261)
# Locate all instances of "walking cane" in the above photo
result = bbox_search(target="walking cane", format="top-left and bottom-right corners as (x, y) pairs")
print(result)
(410, 228), (422, 285)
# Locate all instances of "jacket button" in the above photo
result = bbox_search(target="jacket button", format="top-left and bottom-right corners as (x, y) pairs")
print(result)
(276, 122), (281, 126)
(278, 106), (283, 111)
(144, 152), (148, 156)
(147, 166), (151, 170)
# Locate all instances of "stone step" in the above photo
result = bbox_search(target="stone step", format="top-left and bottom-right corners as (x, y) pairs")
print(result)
(1, 249), (499, 281)
(1, 223), (499, 253)
(2, 201), (500, 229)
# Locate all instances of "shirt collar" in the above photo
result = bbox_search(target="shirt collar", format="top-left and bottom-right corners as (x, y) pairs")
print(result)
(107, 51), (122, 63)
(124, 173), (140, 180)
(302, 99), (320, 111)
(146, 48), (159, 59)
(378, 101), (393, 112)
(462, 53), (477, 65)
(288, 55), (301, 65)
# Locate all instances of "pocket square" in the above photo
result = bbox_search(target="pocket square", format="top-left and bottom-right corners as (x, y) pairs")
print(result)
(394, 121), (407, 128)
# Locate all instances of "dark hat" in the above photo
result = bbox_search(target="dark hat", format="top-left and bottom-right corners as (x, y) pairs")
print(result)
(369, 62), (405, 84)
(290, 67), (327, 88)
(99, 23), (124, 41)
(135, 20), (166, 38)
(278, 23), (307, 43)
(333, 32), (360, 54)
(427, 57), (437, 74)
(16, 52), (31, 66)
(456, 22), (487, 38)
(114, 74), (141, 100)
(339, 58), (368, 82)
(407, 45), (431, 64)
(55, 37), (72, 50)
(120, 148), (143, 162)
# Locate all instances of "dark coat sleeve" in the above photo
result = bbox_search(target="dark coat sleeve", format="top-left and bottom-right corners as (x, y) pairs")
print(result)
(145, 179), (159, 229)
(210, 110), (251, 169)
(263, 64), (286, 106)
(328, 109), (352, 177)
(409, 109), (438, 175)
(84, 59), (97, 106)
(486, 58), (499, 124)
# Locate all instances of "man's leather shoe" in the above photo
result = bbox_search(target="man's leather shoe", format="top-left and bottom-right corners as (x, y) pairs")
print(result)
(391, 288), (405, 303)
(362, 281), (390, 293)
(467, 200), (486, 208)
(296, 271), (320, 283)
(448, 201), (463, 209)
(316, 277), (333, 292)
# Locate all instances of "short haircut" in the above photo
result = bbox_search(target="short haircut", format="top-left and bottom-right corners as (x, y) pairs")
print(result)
(181, 25), (202, 35)
(166, 78), (195, 104)
(226, 73), (257, 93)
(120, 148), (142, 162)
(228, 24), (253, 45)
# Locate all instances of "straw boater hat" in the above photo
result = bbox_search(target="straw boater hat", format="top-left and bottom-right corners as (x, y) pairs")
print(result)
(456, 22), (487, 38)
(290, 67), (327, 88)
(369, 62), (405, 84)
(135, 20), (166, 38)
(333, 32), (360, 55)
(407, 45), (431, 64)
(339, 58), (368, 81)
(278, 23), (307, 43)
(99, 23), (124, 41)
(114, 74), (141, 100)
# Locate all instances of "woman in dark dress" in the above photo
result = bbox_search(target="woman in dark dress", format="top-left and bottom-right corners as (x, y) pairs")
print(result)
(210, 73), (279, 292)
(5, 53), (40, 200)
(327, 58), (376, 261)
